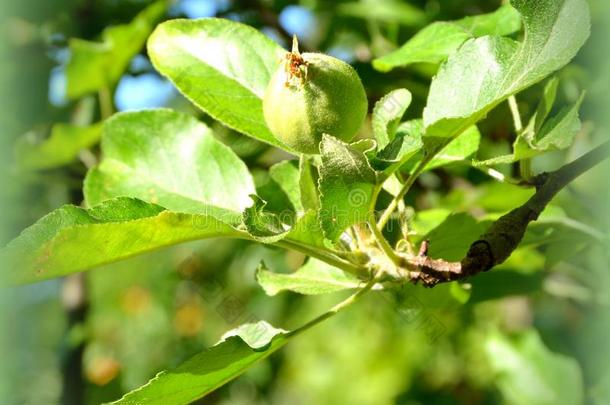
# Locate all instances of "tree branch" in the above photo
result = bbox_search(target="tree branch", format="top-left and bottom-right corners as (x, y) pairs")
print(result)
(401, 141), (610, 286)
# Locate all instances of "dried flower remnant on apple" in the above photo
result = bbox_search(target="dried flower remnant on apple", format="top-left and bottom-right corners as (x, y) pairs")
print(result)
(263, 36), (368, 154)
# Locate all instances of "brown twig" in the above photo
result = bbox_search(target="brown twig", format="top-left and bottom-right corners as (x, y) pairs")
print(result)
(401, 141), (610, 286)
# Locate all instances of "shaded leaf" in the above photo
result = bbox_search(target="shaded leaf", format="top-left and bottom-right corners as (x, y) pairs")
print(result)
(424, 0), (590, 140)
(475, 92), (584, 166)
(515, 93), (585, 158)
(425, 213), (485, 261)
(373, 4), (521, 72)
(527, 77), (561, 134)
(148, 18), (288, 149)
(256, 259), (360, 296)
(254, 169), (295, 215)
(521, 205), (603, 266)
(373, 119), (423, 175)
(243, 195), (290, 243)
(469, 271), (544, 303)
(485, 330), (583, 405)
(269, 160), (303, 213)
(84, 109), (255, 216)
(299, 156), (320, 212)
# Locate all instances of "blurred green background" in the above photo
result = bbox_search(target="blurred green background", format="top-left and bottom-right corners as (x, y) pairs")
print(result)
(1, 0), (609, 404)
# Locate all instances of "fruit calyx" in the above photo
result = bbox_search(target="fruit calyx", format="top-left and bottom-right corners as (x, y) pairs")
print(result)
(284, 36), (308, 88)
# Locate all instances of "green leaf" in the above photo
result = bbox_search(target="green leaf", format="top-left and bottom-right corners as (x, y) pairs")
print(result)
(485, 330), (583, 405)
(424, 213), (485, 261)
(256, 259), (360, 296)
(66, 1), (167, 98)
(514, 93), (585, 158)
(147, 18), (289, 149)
(521, 205), (603, 266)
(15, 123), (102, 170)
(469, 271), (544, 303)
(254, 170), (295, 216)
(528, 77), (561, 134)
(425, 125), (481, 170)
(424, 0), (590, 139)
(337, 0), (426, 26)
(390, 122), (479, 173)
(84, 109), (255, 217)
(476, 182), (534, 212)
(269, 160), (303, 213)
(283, 209), (328, 250)
(373, 119), (423, 173)
(373, 4), (521, 72)
(243, 195), (289, 243)
(110, 321), (288, 405)
(474, 92), (584, 166)
(243, 196), (328, 251)
(299, 156), (320, 212)
(411, 208), (452, 239)
(0, 198), (243, 285)
(318, 135), (378, 241)
(372, 89), (412, 149)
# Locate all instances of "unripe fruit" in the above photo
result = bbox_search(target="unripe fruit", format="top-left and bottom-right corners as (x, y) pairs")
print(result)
(263, 37), (368, 154)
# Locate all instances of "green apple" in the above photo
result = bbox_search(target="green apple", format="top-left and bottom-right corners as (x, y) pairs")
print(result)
(263, 37), (368, 154)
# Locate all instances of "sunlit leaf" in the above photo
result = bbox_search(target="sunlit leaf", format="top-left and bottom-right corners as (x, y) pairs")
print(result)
(148, 18), (289, 149)
(373, 4), (521, 72)
(110, 321), (288, 405)
(372, 89), (412, 149)
(0, 198), (243, 285)
(424, 0), (590, 140)
(84, 109), (256, 216)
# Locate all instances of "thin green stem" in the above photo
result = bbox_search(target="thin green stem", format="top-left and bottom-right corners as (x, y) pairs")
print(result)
(274, 239), (365, 277)
(99, 86), (114, 120)
(508, 95), (523, 132)
(520, 158), (533, 182)
(368, 217), (401, 265)
(288, 276), (377, 337)
(509, 95), (532, 181)
(377, 147), (440, 230)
